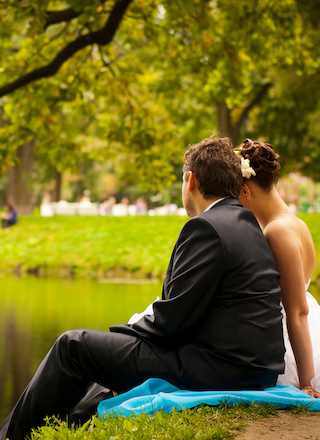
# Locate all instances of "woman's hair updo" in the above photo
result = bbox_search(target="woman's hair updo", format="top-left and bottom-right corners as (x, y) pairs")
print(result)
(237, 139), (280, 192)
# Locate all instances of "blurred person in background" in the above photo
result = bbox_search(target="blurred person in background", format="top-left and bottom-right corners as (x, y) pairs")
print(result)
(1, 203), (18, 230)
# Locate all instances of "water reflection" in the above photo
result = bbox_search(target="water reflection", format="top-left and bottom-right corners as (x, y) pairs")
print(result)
(0, 277), (159, 425)
(0, 306), (33, 420)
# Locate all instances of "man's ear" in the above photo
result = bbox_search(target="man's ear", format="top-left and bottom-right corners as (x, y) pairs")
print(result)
(187, 171), (197, 192)
(242, 183), (251, 200)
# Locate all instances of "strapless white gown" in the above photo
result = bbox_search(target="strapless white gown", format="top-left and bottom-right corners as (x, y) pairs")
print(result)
(277, 280), (320, 392)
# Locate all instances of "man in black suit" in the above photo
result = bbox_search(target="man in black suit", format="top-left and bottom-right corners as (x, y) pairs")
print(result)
(0, 136), (285, 440)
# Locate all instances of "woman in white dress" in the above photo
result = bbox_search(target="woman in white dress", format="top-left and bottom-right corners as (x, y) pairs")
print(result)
(236, 138), (320, 398)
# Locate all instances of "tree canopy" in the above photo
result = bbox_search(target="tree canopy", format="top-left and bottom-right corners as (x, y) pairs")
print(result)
(1, 0), (320, 211)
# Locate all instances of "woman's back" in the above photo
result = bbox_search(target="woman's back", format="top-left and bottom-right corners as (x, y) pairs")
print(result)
(265, 214), (315, 286)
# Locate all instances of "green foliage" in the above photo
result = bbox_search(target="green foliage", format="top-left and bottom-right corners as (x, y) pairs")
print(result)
(1, 0), (320, 197)
(247, 66), (320, 176)
(240, 1), (320, 175)
(0, 0), (185, 190)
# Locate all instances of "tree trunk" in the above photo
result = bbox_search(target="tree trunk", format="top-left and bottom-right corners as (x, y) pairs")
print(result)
(7, 140), (37, 215)
(231, 122), (242, 146)
(216, 100), (232, 139)
(76, 161), (84, 202)
(52, 169), (62, 202)
(216, 84), (272, 146)
(216, 100), (239, 144)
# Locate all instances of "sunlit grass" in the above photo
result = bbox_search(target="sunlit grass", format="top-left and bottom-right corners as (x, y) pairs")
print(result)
(30, 403), (279, 440)
(0, 213), (320, 285)
(0, 215), (187, 278)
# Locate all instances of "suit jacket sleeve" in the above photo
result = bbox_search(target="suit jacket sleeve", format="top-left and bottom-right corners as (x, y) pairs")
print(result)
(110, 216), (226, 343)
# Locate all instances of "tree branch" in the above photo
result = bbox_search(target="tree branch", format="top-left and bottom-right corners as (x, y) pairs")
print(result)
(44, 8), (82, 28)
(232, 82), (272, 141)
(0, 0), (133, 98)
(44, 1), (108, 28)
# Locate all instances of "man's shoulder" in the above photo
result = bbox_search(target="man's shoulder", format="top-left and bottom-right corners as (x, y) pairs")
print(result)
(178, 199), (244, 239)
(180, 199), (260, 238)
(198, 198), (261, 236)
(199, 198), (245, 222)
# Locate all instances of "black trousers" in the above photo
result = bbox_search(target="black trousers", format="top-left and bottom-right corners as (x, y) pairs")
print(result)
(0, 329), (176, 440)
(0, 329), (278, 440)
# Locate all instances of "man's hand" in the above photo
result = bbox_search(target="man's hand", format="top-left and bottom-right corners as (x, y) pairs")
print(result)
(301, 385), (320, 398)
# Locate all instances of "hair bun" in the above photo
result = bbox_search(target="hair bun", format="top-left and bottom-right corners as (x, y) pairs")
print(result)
(238, 139), (280, 191)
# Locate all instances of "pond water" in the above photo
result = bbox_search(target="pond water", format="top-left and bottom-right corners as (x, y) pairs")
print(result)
(0, 277), (159, 425)
(1, 277), (319, 427)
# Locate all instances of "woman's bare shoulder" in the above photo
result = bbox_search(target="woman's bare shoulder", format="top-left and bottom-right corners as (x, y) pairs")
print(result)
(264, 215), (301, 246)
(264, 214), (315, 274)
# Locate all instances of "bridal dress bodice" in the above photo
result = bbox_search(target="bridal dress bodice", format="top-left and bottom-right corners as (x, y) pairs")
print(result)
(277, 280), (320, 392)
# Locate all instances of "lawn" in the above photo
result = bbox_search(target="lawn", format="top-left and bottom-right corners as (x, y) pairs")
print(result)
(0, 214), (187, 278)
(1, 213), (320, 284)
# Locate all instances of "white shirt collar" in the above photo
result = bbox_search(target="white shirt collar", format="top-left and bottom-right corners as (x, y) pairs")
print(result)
(203, 197), (227, 212)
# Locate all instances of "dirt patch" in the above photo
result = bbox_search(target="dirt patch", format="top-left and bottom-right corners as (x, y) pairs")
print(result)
(237, 411), (320, 439)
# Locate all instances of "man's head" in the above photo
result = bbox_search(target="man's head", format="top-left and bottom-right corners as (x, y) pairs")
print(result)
(182, 136), (242, 216)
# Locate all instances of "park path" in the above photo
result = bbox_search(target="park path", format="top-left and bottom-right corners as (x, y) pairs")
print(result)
(236, 411), (320, 439)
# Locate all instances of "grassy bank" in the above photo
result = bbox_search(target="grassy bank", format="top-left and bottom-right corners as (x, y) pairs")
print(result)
(0, 215), (187, 279)
(1, 213), (320, 283)
(30, 403), (281, 440)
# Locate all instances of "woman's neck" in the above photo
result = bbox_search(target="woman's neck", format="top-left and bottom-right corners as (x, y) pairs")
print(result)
(251, 186), (292, 229)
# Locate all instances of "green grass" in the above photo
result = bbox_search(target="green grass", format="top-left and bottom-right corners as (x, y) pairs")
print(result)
(0, 215), (187, 279)
(298, 213), (320, 284)
(2, 213), (320, 283)
(29, 403), (279, 440)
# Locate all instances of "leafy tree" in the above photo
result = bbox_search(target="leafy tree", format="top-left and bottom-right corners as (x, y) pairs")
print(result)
(246, 0), (320, 178)
(0, 0), (133, 98)
(1, 0), (320, 213)
(0, 0), (140, 212)
(157, 0), (320, 143)
(0, 0), (209, 212)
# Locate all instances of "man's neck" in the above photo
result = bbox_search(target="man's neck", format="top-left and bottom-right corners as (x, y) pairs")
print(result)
(195, 196), (226, 214)
(203, 197), (227, 212)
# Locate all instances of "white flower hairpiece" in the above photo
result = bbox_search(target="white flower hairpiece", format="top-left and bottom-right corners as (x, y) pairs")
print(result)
(234, 150), (256, 179)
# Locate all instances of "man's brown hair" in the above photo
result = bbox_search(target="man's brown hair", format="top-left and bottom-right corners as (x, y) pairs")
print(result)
(183, 136), (242, 199)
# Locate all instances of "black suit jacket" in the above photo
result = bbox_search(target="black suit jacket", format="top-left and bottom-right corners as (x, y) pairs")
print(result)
(111, 198), (285, 389)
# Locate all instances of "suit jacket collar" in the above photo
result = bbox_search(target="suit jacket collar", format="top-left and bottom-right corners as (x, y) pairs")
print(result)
(207, 197), (242, 210)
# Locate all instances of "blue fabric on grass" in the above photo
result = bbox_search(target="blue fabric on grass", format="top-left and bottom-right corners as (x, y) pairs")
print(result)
(97, 378), (320, 418)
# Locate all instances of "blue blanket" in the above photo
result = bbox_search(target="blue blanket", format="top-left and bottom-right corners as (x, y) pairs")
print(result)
(97, 378), (320, 418)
